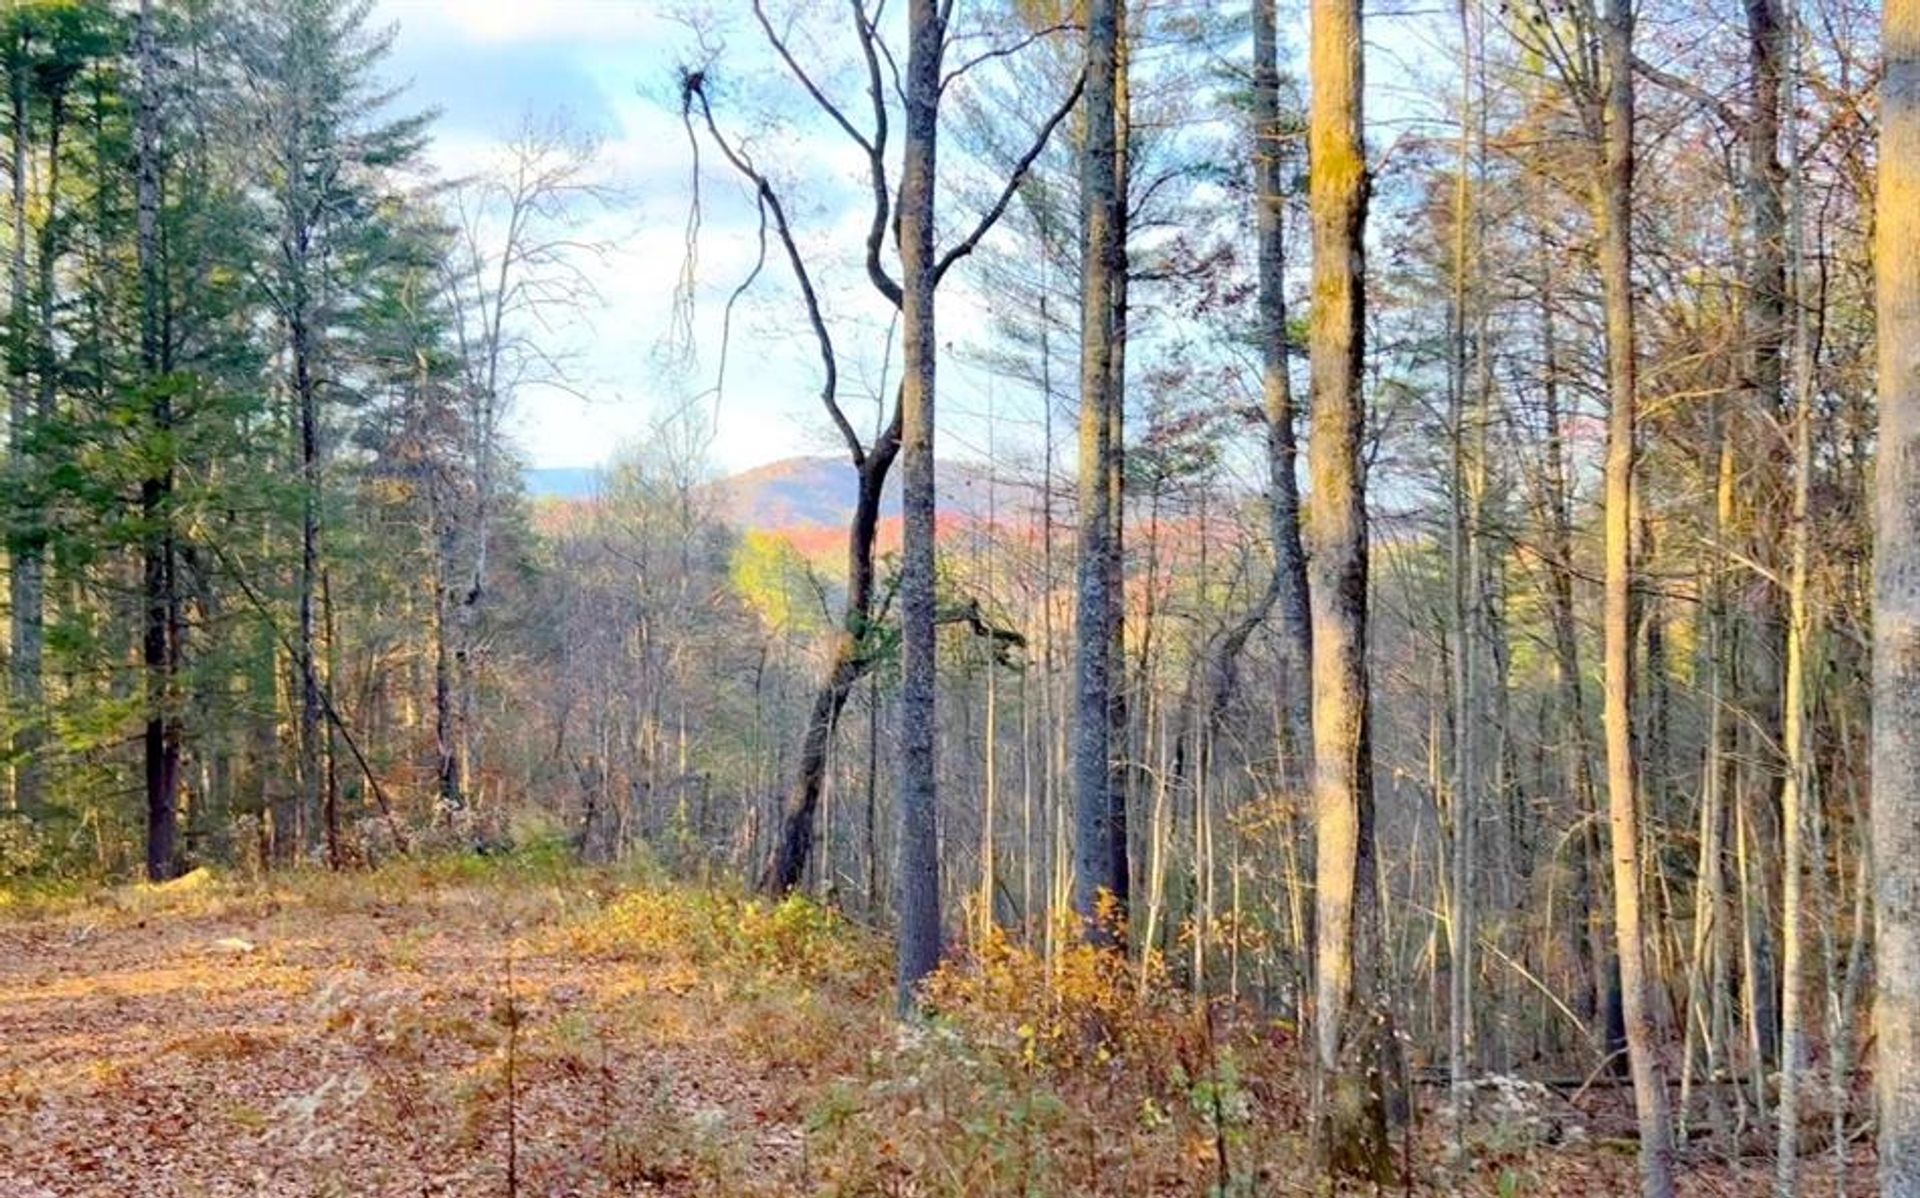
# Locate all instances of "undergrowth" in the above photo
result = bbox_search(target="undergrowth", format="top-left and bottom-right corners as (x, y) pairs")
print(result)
(4, 851), (1645, 1196)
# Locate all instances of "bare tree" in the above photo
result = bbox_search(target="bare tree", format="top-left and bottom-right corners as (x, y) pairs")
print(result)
(678, 2), (1081, 903)
(441, 116), (605, 812)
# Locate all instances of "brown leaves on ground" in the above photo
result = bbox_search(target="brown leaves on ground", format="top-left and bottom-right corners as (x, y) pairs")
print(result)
(0, 866), (1879, 1196)
(0, 867), (859, 1197)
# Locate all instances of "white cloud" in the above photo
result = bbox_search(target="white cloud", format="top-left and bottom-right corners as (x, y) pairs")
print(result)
(378, 0), (663, 47)
(378, 0), (1038, 476)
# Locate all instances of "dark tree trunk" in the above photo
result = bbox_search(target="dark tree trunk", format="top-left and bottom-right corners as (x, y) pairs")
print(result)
(7, 29), (41, 815)
(434, 510), (461, 810)
(137, 0), (181, 881)
(1104, 2), (1133, 923)
(893, 0), (944, 1011)
(295, 304), (321, 860)
(1197, 0), (1314, 790)
(1074, 0), (1122, 935)
(762, 434), (897, 894)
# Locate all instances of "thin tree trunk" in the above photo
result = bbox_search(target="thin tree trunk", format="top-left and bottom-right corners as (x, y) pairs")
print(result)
(137, 0), (181, 882)
(981, 599), (1000, 940)
(1200, 0), (1313, 793)
(6, 26), (41, 816)
(1774, 0), (1811, 1180)
(1104, 1), (1132, 925)
(433, 476), (462, 809)
(1446, 0), (1489, 1116)
(1594, 3), (1675, 1190)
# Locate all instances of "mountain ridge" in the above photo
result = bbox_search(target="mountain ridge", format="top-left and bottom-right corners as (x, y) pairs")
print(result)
(528, 454), (1035, 534)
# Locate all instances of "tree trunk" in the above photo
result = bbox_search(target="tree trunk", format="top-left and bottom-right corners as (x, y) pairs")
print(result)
(1773, 0), (1811, 1182)
(893, 0), (944, 1011)
(1198, 0), (1313, 793)
(763, 445), (897, 894)
(1074, 0), (1122, 935)
(1304, 0), (1391, 1179)
(433, 481), (462, 810)
(1104, 3), (1132, 924)
(1875, 6), (1920, 1193)
(295, 301), (321, 860)
(137, 0), (181, 882)
(1594, 3), (1676, 1191)
(7, 29), (41, 815)
(1446, 0), (1489, 1113)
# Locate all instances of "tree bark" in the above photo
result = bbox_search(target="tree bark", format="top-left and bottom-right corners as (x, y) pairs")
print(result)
(7, 24), (41, 815)
(893, 0), (944, 1011)
(1198, 0), (1313, 792)
(1073, 0), (1122, 935)
(1104, 0), (1132, 925)
(137, 0), (181, 882)
(1594, 2), (1676, 1191)
(1772, 0), (1811, 1183)
(295, 303), (321, 860)
(762, 442), (897, 894)
(1876, 5), (1920, 1193)
(1447, 0), (1490, 1113)
(1305, 0), (1391, 1179)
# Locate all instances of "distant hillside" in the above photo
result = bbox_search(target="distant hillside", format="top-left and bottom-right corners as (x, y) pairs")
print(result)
(706, 457), (898, 529)
(527, 455), (1049, 547)
(705, 455), (1039, 532)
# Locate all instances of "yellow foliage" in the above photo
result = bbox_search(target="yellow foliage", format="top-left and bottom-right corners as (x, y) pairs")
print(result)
(159, 865), (216, 891)
(729, 529), (822, 635)
(565, 886), (880, 992)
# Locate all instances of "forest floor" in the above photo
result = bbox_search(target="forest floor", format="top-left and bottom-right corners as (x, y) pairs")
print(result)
(0, 853), (1876, 1197)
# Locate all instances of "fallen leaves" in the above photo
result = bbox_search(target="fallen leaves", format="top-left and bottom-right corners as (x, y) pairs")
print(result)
(0, 873), (811, 1197)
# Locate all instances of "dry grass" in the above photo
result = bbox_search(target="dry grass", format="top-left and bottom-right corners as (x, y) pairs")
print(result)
(0, 859), (1872, 1196)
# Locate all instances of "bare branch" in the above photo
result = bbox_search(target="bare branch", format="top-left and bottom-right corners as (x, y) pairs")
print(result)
(1630, 53), (1741, 130)
(750, 0), (876, 156)
(683, 74), (867, 466)
(934, 70), (1085, 287)
(939, 23), (1075, 92)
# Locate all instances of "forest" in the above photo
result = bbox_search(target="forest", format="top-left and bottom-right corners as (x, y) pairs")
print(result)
(1, 0), (1916, 1195)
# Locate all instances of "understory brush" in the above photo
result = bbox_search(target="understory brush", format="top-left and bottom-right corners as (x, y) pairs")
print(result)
(804, 922), (1308, 1197)
(5, 854), (1669, 1196)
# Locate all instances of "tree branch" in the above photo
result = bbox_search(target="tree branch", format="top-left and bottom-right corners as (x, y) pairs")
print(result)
(934, 70), (1085, 287)
(940, 23), (1075, 92)
(1630, 53), (1741, 130)
(683, 74), (867, 465)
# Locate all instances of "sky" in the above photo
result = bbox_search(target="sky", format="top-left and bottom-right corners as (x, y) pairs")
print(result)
(374, 1), (784, 475)
(369, 1), (1468, 481)
(376, 0), (999, 477)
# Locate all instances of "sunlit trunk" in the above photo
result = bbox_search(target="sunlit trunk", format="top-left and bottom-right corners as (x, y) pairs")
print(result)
(1875, 4), (1920, 1192)
(1594, 2), (1675, 1190)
